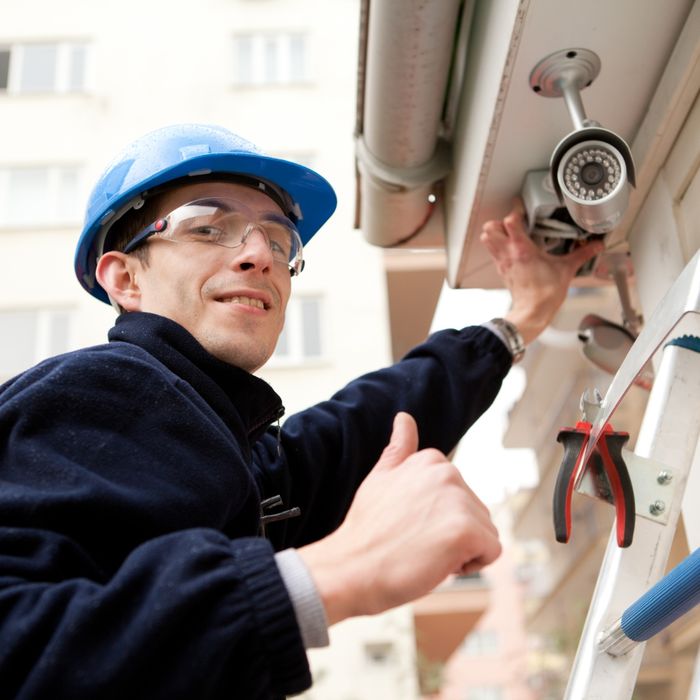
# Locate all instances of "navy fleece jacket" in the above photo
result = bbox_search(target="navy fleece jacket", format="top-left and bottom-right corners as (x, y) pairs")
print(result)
(0, 311), (511, 699)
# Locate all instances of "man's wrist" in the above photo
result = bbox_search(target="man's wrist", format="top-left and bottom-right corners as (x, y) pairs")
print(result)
(484, 318), (526, 364)
(297, 537), (368, 626)
(275, 549), (330, 649)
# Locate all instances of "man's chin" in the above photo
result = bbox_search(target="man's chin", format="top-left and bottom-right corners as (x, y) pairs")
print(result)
(205, 341), (272, 373)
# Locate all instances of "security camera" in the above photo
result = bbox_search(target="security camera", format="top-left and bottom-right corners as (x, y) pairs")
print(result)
(550, 126), (635, 234)
(528, 49), (636, 238)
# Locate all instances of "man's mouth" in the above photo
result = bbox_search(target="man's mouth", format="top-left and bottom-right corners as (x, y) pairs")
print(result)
(218, 295), (268, 310)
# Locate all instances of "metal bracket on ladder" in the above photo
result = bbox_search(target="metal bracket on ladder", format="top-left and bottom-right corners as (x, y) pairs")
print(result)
(575, 449), (678, 526)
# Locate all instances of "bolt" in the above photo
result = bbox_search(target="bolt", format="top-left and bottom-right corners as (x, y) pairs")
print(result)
(657, 471), (673, 485)
(649, 500), (666, 516)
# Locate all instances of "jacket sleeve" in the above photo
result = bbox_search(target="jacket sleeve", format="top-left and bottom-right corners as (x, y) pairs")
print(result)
(0, 531), (308, 699)
(0, 352), (310, 700)
(258, 325), (512, 549)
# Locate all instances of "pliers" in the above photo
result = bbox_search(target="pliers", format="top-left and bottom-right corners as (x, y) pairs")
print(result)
(553, 391), (635, 548)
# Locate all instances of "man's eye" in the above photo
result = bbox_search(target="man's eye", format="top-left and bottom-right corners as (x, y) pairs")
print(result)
(186, 225), (224, 240)
(269, 239), (287, 255)
(267, 228), (293, 257)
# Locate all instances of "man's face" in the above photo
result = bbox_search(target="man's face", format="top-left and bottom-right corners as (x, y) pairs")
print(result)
(129, 181), (293, 372)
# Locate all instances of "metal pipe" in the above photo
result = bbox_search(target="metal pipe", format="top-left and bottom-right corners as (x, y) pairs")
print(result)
(612, 266), (643, 335)
(355, 0), (464, 247)
(559, 77), (588, 131)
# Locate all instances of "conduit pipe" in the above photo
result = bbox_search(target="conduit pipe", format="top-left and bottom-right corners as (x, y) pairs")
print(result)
(355, 0), (464, 247)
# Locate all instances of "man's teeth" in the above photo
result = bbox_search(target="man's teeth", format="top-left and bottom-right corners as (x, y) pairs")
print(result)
(224, 296), (265, 309)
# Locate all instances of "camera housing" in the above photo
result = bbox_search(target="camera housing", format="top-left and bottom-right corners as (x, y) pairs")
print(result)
(525, 49), (638, 275)
(550, 126), (636, 234)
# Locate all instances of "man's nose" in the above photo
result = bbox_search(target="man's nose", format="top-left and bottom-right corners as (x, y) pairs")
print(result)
(232, 226), (274, 271)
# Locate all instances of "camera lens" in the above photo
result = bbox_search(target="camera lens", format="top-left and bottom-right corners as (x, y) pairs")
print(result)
(560, 142), (622, 202)
(555, 138), (631, 234)
(581, 161), (605, 187)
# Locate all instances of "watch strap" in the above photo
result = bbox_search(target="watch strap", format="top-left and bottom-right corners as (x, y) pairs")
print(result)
(487, 317), (526, 363)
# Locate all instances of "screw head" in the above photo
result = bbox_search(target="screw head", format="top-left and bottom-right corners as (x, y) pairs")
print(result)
(649, 500), (666, 516)
(657, 471), (673, 485)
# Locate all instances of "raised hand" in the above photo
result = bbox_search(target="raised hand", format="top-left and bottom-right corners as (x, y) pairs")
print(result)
(299, 412), (502, 625)
(480, 200), (604, 345)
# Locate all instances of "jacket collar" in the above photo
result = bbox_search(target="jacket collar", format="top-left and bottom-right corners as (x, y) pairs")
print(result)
(108, 312), (284, 442)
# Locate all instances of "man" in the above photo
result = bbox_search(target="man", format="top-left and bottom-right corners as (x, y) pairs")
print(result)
(0, 124), (601, 699)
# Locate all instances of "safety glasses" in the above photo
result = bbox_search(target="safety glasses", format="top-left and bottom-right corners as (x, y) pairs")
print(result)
(122, 197), (305, 276)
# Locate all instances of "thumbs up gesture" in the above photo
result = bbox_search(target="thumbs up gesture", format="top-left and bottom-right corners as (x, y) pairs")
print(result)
(299, 413), (502, 625)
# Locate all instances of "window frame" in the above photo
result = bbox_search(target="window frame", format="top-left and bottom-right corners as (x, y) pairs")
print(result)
(231, 31), (311, 87)
(0, 40), (91, 95)
(268, 293), (325, 367)
(0, 163), (85, 229)
(0, 307), (76, 379)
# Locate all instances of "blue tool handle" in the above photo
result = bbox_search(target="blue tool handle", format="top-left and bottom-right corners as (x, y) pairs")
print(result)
(621, 549), (700, 641)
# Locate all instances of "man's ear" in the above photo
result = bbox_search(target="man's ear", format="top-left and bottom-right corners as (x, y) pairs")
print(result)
(96, 251), (143, 312)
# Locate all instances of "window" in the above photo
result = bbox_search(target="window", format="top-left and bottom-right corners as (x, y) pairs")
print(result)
(0, 41), (90, 94)
(364, 641), (394, 664)
(0, 309), (75, 378)
(270, 295), (323, 364)
(0, 50), (9, 90)
(0, 165), (83, 227)
(232, 33), (309, 86)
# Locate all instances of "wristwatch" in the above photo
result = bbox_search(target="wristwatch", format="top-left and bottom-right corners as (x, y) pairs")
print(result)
(489, 317), (526, 364)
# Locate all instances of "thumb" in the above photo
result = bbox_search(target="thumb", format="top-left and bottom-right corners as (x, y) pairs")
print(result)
(509, 196), (526, 217)
(374, 412), (419, 471)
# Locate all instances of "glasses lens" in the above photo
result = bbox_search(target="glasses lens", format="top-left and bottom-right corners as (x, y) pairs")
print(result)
(262, 218), (303, 272)
(160, 198), (304, 273)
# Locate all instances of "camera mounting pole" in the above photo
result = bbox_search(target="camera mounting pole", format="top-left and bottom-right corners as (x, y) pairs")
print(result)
(526, 49), (643, 382)
(529, 48), (601, 130)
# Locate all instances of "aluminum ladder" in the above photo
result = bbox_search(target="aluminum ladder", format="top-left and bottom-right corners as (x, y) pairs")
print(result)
(563, 248), (700, 699)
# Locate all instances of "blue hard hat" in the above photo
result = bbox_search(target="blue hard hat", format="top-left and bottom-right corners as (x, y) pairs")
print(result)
(75, 123), (337, 303)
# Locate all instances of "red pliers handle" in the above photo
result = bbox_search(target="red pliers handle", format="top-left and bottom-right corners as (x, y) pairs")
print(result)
(553, 421), (635, 548)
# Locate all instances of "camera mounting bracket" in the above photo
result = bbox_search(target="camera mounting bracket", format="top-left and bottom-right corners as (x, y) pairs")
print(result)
(529, 48), (601, 130)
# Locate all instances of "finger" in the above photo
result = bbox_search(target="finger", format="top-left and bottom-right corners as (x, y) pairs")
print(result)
(457, 528), (503, 575)
(509, 196), (525, 216)
(479, 230), (500, 259)
(479, 223), (510, 262)
(459, 558), (491, 576)
(481, 218), (507, 236)
(374, 412), (419, 471)
(502, 206), (528, 239)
